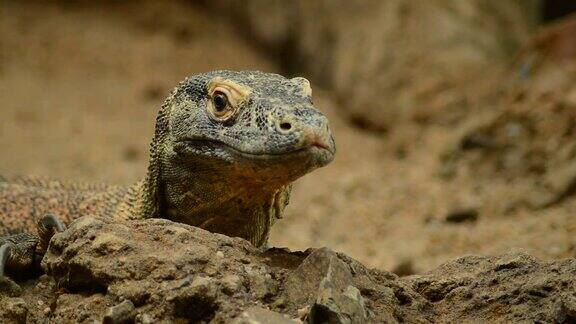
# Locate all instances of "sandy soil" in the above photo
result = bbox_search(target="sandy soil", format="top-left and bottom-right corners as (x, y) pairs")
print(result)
(2, 1), (575, 274)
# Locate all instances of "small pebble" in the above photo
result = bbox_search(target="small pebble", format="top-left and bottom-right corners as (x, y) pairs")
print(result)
(221, 274), (241, 294)
(445, 208), (478, 223)
(141, 314), (154, 324)
(297, 306), (310, 319)
(103, 300), (135, 324)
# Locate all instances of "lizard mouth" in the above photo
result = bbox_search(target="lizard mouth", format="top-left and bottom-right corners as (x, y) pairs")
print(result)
(175, 138), (335, 161)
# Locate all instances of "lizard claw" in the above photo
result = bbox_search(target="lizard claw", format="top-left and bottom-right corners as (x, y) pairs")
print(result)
(0, 217), (63, 281)
(37, 214), (66, 255)
(0, 242), (23, 296)
(0, 233), (40, 283)
(0, 242), (14, 278)
(39, 214), (66, 233)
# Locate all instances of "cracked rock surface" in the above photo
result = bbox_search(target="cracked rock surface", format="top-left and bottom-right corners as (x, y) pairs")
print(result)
(2, 216), (576, 323)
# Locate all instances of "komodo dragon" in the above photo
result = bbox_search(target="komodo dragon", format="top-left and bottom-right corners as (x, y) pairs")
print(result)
(0, 70), (335, 280)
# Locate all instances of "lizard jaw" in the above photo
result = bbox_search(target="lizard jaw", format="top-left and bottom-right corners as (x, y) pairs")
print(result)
(174, 138), (335, 163)
(171, 138), (334, 185)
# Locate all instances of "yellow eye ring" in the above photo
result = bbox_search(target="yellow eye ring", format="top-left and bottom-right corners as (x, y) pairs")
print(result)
(207, 87), (237, 121)
(206, 78), (251, 122)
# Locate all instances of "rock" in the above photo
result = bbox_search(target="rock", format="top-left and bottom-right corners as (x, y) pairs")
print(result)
(0, 276), (22, 297)
(308, 285), (366, 324)
(39, 216), (308, 322)
(169, 276), (219, 321)
(442, 14), (576, 213)
(284, 248), (354, 306)
(0, 296), (28, 322)
(410, 251), (576, 322)
(103, 300), (135, 324)
(233, 306), (298, 324)
(221, 274), (242, 295)
(1, 216), (575, 322)
(283, 248), (366, 323)
(555, 294), (576, 323)
(444, 208), (479, 223)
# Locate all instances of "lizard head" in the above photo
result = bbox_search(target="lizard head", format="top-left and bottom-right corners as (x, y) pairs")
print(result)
(154, 70), (335, 188)
(140, 70), (336, 244)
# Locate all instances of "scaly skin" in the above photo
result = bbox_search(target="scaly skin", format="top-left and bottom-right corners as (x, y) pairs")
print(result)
(0, 70), (335, 277)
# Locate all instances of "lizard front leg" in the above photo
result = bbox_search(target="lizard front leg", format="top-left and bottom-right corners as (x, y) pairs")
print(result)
(0, 233), (38, 278)
(37, 214), (66, 256)
(0, 214), (66, 280)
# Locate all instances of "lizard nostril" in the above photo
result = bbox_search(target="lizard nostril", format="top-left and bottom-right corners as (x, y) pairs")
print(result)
(279, 122), (292, 131)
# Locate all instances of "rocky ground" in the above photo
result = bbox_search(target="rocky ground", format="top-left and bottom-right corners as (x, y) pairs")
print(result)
(2, 217), (576, 322)
(2, 1), (576, 322)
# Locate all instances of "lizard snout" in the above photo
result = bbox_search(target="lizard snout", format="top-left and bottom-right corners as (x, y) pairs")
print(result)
(275, 114), (335, 155)
(302, 121), (334, 153)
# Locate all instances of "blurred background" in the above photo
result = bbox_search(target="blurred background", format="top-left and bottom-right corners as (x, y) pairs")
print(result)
(2, 0), (576, 274)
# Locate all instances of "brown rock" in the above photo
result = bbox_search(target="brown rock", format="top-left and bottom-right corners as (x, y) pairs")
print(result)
(0, 216), (570, 322)
(233, 306), (298, 324)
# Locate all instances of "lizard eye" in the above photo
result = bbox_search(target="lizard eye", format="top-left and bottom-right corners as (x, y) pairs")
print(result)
(206, 80), (249, 122)
(208, 88), (237, 121)
(212, 91), (228, 112)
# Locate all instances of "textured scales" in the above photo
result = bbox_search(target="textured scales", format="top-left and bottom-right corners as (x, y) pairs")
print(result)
(0, 71), (335, 266)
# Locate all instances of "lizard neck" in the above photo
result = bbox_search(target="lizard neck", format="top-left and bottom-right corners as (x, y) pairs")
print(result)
(161, 173), (289, 247)
(135, 151), (292, 247)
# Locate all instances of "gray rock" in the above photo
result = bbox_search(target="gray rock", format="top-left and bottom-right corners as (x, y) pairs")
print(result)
(284, 248), (354, 306)
(283, 248), (366, 323)
(308, 285), (366, 324)
(233, 306), (299, 324)
(103, 300), (135, 324)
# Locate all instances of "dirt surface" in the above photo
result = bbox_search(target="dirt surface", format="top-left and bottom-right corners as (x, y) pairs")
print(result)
(2, 0), (576, 284)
